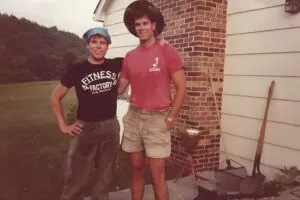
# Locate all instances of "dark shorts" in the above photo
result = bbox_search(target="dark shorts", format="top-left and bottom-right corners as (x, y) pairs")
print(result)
(60, 117), (120, 200)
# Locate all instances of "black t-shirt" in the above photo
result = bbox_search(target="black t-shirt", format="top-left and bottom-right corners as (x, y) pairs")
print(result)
(60, 58), (123, 122)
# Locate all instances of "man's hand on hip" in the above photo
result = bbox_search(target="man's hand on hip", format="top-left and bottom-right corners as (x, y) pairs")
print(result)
(61, 121), (83, 136)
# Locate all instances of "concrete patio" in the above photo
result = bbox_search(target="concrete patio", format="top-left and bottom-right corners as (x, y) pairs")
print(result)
(109, 175), (198, 200)
(105, 175), (300, 200)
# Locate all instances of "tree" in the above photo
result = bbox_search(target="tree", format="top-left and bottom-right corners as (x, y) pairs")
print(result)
(0, 13), (87, 83)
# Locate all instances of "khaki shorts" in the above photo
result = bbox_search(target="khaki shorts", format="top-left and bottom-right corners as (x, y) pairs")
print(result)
(121, 105), (171, 158)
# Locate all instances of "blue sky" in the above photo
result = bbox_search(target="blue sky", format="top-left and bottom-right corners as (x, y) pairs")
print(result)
(0, 0), (103, 37)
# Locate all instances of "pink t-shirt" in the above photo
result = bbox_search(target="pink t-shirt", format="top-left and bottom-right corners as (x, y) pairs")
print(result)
(121, 43), (183, 110)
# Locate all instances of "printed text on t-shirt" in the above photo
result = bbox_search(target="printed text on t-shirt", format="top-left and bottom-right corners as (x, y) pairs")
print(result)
(81, 71), (118, 94)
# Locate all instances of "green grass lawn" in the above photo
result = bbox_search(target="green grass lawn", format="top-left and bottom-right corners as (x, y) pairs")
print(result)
(0, 81), (75, 200)
(0, 81), (184, 200)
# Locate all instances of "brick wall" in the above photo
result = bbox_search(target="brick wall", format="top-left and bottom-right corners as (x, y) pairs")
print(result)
(148, 0), (228, 172)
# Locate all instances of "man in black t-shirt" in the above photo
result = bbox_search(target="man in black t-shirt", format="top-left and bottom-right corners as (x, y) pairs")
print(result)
(50, 27), (122, 200)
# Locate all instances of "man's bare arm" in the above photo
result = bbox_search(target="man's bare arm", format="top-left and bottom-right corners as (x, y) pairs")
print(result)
(50, 82), (82, 135)
(118, 77), (129, 95)
(166, 68), (186, 127)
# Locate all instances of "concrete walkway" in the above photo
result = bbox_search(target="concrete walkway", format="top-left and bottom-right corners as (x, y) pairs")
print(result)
(107, 177), (300, 200)
(257, 187), (300, 200)
(109, 175), (198, 200)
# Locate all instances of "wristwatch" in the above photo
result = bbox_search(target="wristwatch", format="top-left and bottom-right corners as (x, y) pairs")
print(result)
(166, 117), (174, 122)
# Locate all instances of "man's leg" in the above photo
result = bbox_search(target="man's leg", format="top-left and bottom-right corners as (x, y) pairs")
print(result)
(60, 135), (97, 200)
(130, 151), (146, 200)
(142, 111), (171, 200)
(121, 106), (146, 200)
(91, 140), (118, 200)
(148, 158), (168, 200)
(91, 118), (120, 200)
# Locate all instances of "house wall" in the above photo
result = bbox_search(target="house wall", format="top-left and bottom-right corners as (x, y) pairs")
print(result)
(222, 0), (300, 177)
(102, 0), (138, 58)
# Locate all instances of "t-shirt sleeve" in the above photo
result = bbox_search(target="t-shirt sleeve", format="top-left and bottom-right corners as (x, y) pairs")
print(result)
(165, 45), (184, 73)
(120, 54), (129, 80)
(60, 65), (76, 88)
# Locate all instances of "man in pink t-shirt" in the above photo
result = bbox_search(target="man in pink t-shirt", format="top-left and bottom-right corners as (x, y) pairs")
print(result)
(119, 1), (186, 200)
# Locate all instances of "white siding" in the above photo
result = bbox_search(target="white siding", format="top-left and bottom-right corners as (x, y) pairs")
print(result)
(103, 0), (138, 58)
(105, 23), (128, 36)
(227, 29), (300, 54)
(222, 96), (300, 125)
(106, 0), (135, 13)
(227, 0), (284, 14)
(222, 115), (300, 150)
(110, 34), (139, 48)
(228, 6), (300, 34)
(223, 0), (300, 177)
(224, 76), (300, 101)
(225, 53), (300, 76)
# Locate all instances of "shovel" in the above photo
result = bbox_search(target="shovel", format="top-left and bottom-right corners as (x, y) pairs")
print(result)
(240, 80), (275, 195)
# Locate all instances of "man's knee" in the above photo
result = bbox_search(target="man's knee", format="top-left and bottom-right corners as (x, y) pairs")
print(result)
(130, 152), (145, 171)
(149, 158), (165, 175)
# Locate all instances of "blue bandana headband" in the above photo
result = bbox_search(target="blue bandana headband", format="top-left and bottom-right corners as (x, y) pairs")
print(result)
(82, 27), (111, 44)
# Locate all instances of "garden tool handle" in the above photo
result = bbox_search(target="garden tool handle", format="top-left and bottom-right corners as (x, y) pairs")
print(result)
(252, 81), (275, 176)
(208, 67), (228, 160)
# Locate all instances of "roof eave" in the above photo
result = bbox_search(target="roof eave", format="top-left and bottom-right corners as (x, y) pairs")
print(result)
(93, 0), (102, 14)
(93, 0), (111, 22)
